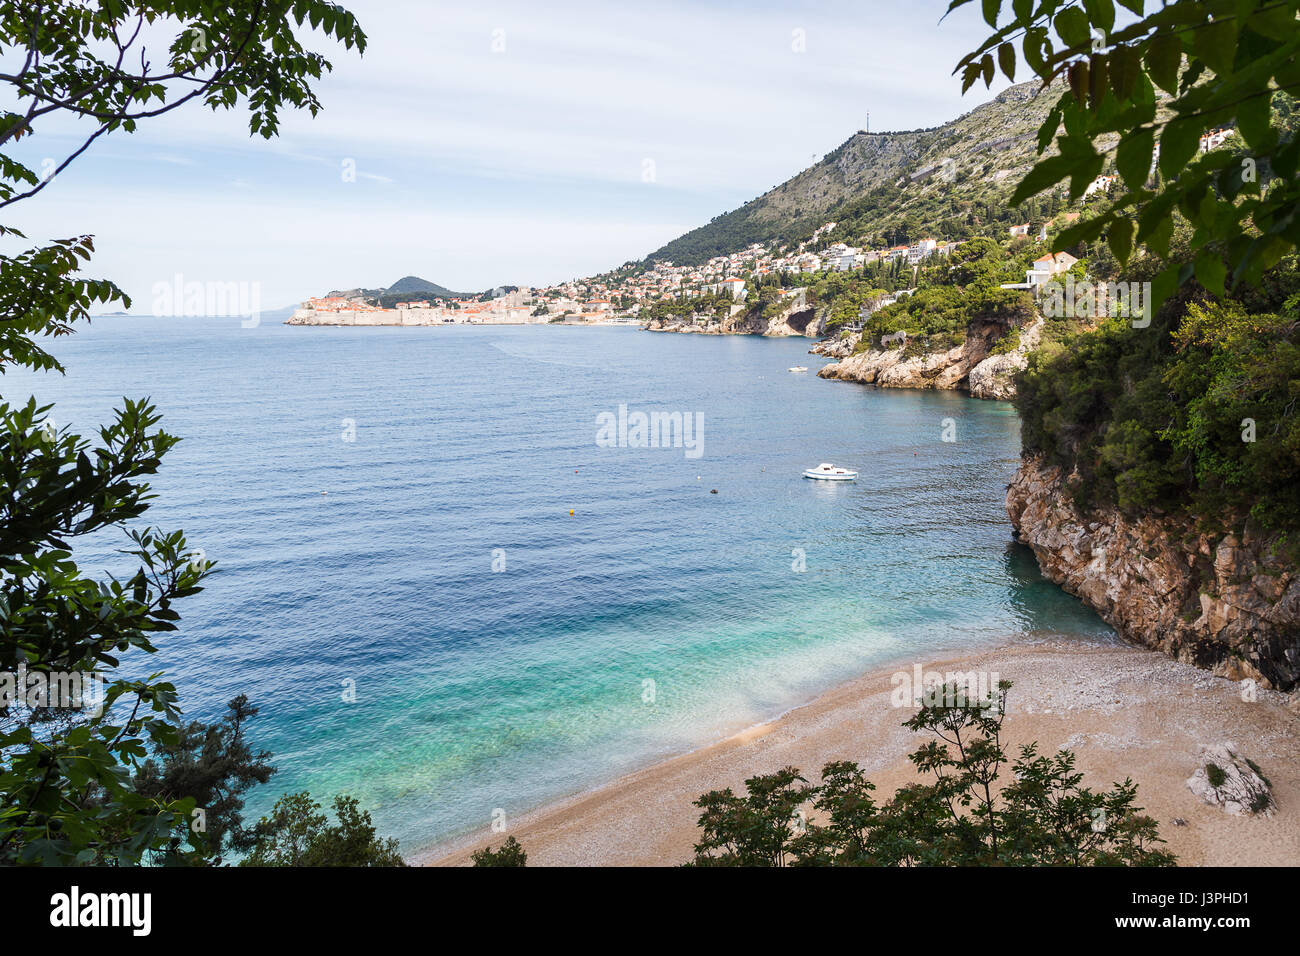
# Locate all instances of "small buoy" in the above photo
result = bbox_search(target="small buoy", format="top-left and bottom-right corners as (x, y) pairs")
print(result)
(321, 491), (328, 495)
(697, 476), (701, 480)
(569, 509), (574, 516)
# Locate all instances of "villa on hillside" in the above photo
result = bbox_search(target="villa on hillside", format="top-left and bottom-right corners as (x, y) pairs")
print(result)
(1083, 174), (1117, 199)
(999, 251), (1079, 293)
(717, 277), (747, 298)
(1200, 127), (1231, 152)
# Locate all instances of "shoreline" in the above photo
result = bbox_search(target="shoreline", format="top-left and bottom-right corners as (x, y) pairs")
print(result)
(421, 638), (1300, 866)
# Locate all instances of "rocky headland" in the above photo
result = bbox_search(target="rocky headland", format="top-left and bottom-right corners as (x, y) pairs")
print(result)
(812, 315), (1043, 400)
(1006, 456), (1300, 693)
(642, 301), (821, 337)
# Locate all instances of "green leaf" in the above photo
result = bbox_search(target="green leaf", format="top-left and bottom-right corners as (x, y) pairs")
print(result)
(1088, 54), (1109, 109)
(1054, 7), (1091, 48)
(1145, 33), (1182, 93)
(1108, 44), (1141, 101)
(1116, 127), (1155, 191)
(1235, 90), (1274, 151)
(982, 0), (1002, 28)
(1148, 213), (1174, 258)
(1194, 252), (1226, 297)
(1037, 103), (1064, 152)
(1148, 263), (1184, 317)
(1024, 26), (1049, 74)
(998, 42), (1016, 80)
(1109, 218), (1136, 265)
(1159, 117), (1200, 179)
(1249, 4), (1296, 41)
(1082, 0), (1115, 35)
(1192, 18), (1237, 76)
(1010, 152), (1083, 204)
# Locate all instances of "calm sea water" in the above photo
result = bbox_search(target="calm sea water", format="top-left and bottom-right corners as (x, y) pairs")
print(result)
(5, 317), (1111, 853)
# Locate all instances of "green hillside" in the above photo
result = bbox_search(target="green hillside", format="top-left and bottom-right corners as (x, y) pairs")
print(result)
(646, 80), (1069, 265)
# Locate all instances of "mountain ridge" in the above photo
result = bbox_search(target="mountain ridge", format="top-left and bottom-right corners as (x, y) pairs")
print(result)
(385, 275), (467, 297)
(643, 79), (1066, 266)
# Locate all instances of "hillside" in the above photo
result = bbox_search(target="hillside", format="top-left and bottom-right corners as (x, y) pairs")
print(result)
(323, 275), (474, 308)
(646, 80), (1065, 265)
(386, 275), (466, 297)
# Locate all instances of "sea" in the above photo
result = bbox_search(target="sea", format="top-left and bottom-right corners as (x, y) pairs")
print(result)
(4, 317), (1113, 854)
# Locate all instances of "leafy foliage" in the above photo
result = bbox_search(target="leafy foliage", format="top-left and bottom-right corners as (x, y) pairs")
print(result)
(0, 0), (368, 865)
(471, 835), (528, 867)
(0, 397), (212, 864)
(240, 792), (406, 867)
(954, 0), (1300, 309)
(688, 682), (1175, 866)
(1017, 256), (1300, 530)
(133, 694), (277, 863)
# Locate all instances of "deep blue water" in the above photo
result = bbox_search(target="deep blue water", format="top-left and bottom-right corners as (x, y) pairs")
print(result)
(5, 317), (1111, 852)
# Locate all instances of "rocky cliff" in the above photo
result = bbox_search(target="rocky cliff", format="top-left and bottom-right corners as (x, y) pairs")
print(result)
(642, 302), (820, 337)
(1006, 457), (1300, 692)
(968, 317), (1043, 400)
(813, 316), (1040, 398)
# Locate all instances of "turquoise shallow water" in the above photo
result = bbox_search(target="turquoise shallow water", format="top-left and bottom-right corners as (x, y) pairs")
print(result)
(5, 318), (1112, 852)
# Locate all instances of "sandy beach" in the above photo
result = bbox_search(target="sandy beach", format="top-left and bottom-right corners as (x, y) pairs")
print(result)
(423, 639), (1300, 866)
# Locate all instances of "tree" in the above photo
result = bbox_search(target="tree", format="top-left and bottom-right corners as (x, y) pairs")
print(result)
(471, 836), (528, 867)
(240, 792), (406, 867)
(688, 682), (1175, 866)
(951, 0), (1300, 306)
(0, 1), (366, 865)
(0, 396), (211, 864)
(691, 767), (811, 867)
(132, 694), (277, 863)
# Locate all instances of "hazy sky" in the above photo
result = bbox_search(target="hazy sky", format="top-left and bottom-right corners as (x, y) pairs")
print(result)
(9, 0), (1012, 309)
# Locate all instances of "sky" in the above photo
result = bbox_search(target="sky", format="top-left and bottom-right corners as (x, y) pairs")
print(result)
(7, 0), (1013, 310)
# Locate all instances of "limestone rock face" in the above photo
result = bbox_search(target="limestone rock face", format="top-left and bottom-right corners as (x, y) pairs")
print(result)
(968, 317), (1043, 401)
(816, 320), (1006, 392)
(1006, 457), (1300, 691)
(642, 302), (820, 338)
(1185, 744), (1276, 816)
(809, 333), (859, 360)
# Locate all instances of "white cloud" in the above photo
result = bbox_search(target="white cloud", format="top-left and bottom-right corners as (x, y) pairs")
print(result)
(9, 0), (1012, 298)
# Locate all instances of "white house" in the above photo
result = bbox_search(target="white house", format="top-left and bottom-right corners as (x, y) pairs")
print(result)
(1200, 128), (1231, 152)
(1083, 174), (1117, 199)
(907, 238), (939, 264)
(1025, 251), (1079, 288)
(824, 244), (862, 271)
(718, 277), (747, 299)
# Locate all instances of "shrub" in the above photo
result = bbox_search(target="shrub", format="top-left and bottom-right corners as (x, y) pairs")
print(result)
(472, 836), (528, 867)
(688, 682), (1174, 867)
(241, 793), (405, 867)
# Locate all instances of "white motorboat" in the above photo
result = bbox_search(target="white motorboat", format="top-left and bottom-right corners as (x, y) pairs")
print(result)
(788, 365), (808, 372)
(803, 462), (857, 481)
